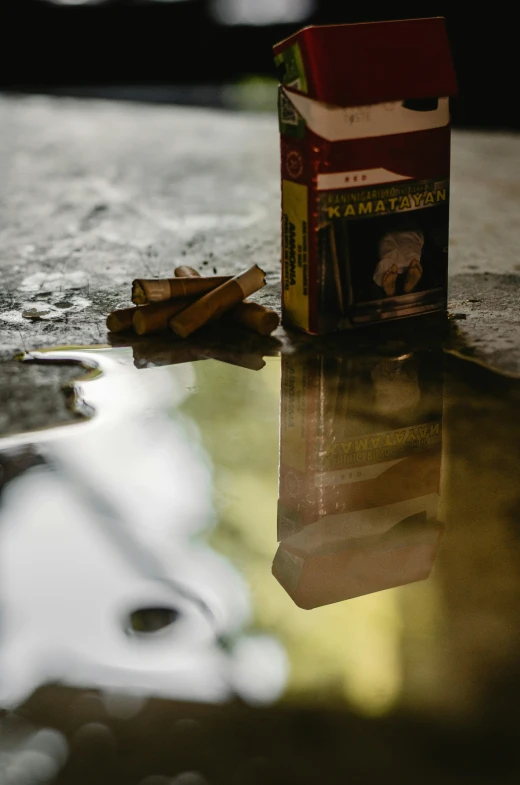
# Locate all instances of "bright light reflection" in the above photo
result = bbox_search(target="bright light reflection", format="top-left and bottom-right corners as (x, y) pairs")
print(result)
(212, 0), (315, 26)
(46, 0), (106, 5)
(0, 348), (284, 709)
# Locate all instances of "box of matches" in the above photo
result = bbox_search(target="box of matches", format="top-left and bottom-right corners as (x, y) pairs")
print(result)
(273, 18), (457, 334)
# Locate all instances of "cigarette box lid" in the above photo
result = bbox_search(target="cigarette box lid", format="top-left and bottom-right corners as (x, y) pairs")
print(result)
(274, 17), (457, 108)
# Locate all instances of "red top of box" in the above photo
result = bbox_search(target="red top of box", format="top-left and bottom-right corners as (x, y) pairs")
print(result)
(274, 17), (457, 107)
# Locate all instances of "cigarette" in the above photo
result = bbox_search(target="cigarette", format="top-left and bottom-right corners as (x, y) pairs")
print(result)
(132, 276), (231, 305)
(225, 301), (280, 336)
(133, 297), (193, 335)
(174, 266), (200, 278)
(106, 306), (138, 333)
(175, 266), (278, 336)
(169, 265), (266, 338)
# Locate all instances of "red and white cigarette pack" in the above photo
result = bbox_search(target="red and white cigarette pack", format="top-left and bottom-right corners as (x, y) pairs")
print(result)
(274, 18), (457, 334)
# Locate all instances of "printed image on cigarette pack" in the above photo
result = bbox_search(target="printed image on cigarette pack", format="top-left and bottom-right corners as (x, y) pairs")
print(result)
(273, 350), (444, 609)
(273, 18), (457, 334)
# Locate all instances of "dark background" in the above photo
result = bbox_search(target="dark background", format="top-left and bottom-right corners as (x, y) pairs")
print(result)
(1, 0), (516, 129)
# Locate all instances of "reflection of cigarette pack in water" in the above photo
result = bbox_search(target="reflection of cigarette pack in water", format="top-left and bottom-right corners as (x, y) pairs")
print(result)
(275, 351), (444, 606)
(273, 18), (457, 334)
(278, 351), (444, 540)
(273, 513), (444, 609)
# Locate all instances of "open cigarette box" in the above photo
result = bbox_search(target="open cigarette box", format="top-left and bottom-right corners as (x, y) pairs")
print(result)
(273, 350), (444, 608)
(274, 18), (457, 334)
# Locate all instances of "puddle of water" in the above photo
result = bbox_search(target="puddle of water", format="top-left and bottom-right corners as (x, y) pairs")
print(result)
(0, 339), (519, 784)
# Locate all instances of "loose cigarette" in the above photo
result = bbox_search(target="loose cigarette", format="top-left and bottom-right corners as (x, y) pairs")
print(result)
(225, 301), (279, 336)
(169, 265), (266, 338)
(133, 297), (193, 335)
(106, 307), (138, 333)
(132, 276), (230, 305)
(174, 266), (200, 278)
(175, 266), (278, 336)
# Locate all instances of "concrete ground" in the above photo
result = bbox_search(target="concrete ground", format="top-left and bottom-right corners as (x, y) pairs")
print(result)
(1, 94), (519, 394)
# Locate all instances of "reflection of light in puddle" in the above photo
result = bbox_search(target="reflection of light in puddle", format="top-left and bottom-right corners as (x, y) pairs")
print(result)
(0, 347), (287, 709)
(0, 726), (69, 784)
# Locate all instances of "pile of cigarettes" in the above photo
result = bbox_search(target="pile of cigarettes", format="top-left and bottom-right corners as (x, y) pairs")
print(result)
(106, 264), (279, 338)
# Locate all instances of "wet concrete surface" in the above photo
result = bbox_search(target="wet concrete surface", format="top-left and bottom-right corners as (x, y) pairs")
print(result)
(1, 94), (520, 783)
(0, 359), (88, 437)
(1, 95), (519, 376)
(0, 95), (280, 365)
(0, 341), (519, 783)
(448, 273), (520, 375)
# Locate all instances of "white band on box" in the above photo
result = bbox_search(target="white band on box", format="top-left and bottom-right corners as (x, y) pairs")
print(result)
(317, 167), (413, 191)
(283, 87), (450, 142)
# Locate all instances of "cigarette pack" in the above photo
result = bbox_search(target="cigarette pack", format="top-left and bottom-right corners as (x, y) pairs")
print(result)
(273, 350), (444, 608)
(273, 18), (457, 334)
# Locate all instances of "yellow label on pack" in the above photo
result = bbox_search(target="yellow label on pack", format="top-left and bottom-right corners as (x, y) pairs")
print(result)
(282, 180), (309, 331)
